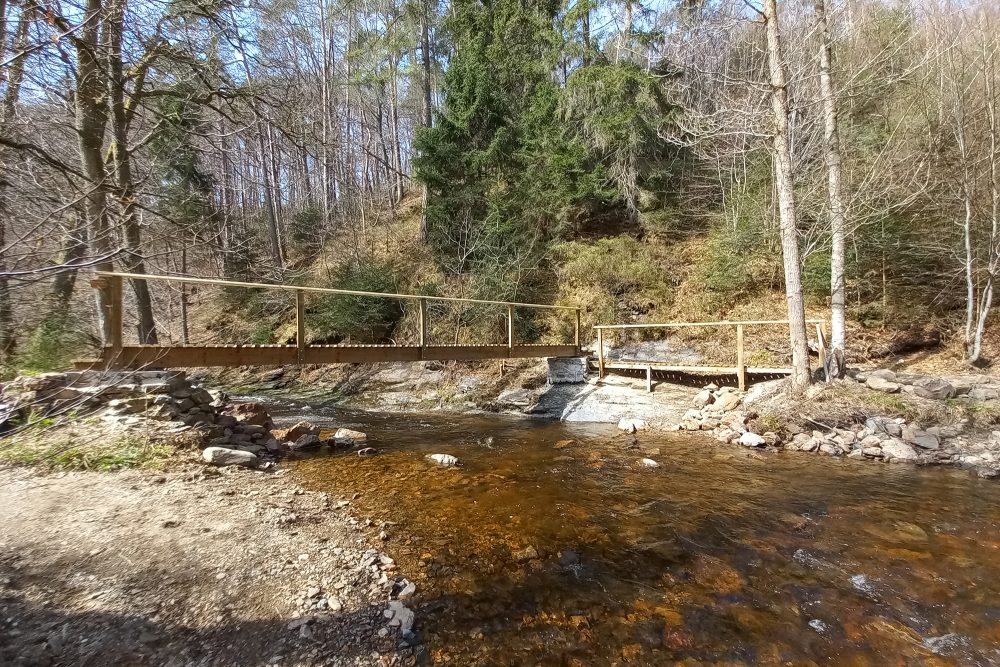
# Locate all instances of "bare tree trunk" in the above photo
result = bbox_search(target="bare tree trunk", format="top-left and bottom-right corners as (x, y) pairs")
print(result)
(74, 0), (116, 346)
(107, 0), (156, 343)
(816, 0), (846, 376)
(419, 0), (433, 241)
(763, 0), (811, 388)
(50, 210), (90, 306)
(0, 5), (31, 362)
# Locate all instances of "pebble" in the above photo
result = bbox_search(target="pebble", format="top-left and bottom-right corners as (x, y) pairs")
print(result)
(427, 454), (460, 466)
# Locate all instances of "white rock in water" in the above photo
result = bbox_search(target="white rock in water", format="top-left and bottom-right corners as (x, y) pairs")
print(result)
(202, 447), (258, 468)
(334, 428), (367, 444)
(640, 458), (660, 467)
(618, 418), (647, 433)
(738, 432), (766, 447)
(427, 454), (460, 466)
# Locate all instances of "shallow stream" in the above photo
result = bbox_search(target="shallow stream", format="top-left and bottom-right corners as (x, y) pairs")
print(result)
(264, 397), (1000, 665)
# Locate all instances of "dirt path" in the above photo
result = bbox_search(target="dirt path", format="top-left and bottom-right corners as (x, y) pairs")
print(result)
(0, 464), (416, 667)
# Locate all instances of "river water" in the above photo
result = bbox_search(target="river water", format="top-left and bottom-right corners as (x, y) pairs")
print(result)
(264, 398), (1000, 665)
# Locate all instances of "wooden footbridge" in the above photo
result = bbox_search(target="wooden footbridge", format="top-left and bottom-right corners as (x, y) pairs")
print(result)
(81, 272), (582, 369)
(81, 272), (826, 390)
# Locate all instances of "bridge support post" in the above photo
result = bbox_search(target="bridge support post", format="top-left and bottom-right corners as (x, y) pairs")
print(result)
(295, 290), (306, 364)
(418, 298), (427, 349)
(507, 305), (514, 353)
(574, 308), (581, 353)
(597, 328), (605, 379)
(736, 324), (746, 391)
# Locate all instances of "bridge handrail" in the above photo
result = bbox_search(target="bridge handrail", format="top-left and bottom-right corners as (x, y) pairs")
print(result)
(593, 319), (825, 329)
(591, 318), (829, 390)
(96, 271), (579, 311)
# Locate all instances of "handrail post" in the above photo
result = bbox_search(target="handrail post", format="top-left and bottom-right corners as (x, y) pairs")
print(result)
(597, 327), (605, 379)
(109, 274), (123, 355)
(507, 304), (514, 352)
(736, 324), (746, 391)
(574, 308), (581, 352)
(295, 289), (306, 364)
(418, 298), (427, 348)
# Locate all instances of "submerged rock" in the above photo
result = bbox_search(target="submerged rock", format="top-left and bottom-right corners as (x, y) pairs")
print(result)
(427, 453), (459, 466)
(202, 447), (258, 468)
(512, 545), (539, 562)
(639, 458), (660, 468)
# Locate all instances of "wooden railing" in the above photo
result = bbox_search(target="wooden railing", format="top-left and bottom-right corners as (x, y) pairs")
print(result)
(84, 272), (582, 369)
(592, 319), (827, 390)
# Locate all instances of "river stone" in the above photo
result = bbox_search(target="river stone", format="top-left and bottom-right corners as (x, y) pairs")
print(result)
(639, 458), (660, 467)
(714, 391), (742, 411)
(618, 418), (647, 433)
(866, 377), (901, 394)
(819, 443), (840, 456)
(427, 453), (459, 466)
(902, 426), (940, 450)
(384, 600), (415, 633)
(512, 546), (539, 562)
(334, 428), (367, 445)
(970, 385), (1000, 401)
(738, 432), (766, 447)
(692, 389), (715, 408)
(202, 447), (258, 468)
(911, 377), (955, 400)
(862, 446), (884, 457)
(869, 369), (898, 382)
(290, 434), (321, 451)
(279, 421), (320, 442)
(881, 439), (919, 461)
(800, 438), (819, 452)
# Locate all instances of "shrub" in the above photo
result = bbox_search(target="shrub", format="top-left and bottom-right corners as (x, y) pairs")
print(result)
(310, 259), (404, 343)
(13, 315), (88, 375)
(554, 236), (672, 328)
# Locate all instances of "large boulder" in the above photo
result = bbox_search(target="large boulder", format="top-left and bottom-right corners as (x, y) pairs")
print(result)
(714, 391), (742, 412)
(910, 377), (955, 400)
(692, 389), (715, 408)
(880, 439), (918, 461)
(902, 426), (940, 450)
(333, 428), (368, 445)
(202, 446), (258, 468)
(275, 421), (320, 442)
(224, 402), (273, 429)
(289, 434), (322, 451)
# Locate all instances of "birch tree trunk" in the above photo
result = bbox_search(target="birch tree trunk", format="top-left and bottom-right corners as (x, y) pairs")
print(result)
(816, 0), (846, 377)
(764, 0), (812, 388)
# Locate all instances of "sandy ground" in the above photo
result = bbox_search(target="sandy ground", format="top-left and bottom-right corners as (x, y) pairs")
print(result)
(0, 464), (418, 667)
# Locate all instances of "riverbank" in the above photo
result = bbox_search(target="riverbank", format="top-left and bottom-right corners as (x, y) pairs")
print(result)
(203, 358), (1000, 478)
(0, 463), (417, 666)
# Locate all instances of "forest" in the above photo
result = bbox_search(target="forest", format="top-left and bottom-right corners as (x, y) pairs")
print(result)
(1, 0), (999, 382)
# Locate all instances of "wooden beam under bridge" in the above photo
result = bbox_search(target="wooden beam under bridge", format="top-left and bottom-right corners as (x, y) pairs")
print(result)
(76, 344), (583, 370)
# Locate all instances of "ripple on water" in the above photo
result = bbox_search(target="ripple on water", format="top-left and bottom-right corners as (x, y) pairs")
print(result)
(271, 402), (1000, 665)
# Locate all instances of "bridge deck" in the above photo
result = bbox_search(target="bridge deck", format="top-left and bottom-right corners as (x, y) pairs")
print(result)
(76, 344), (581, 369)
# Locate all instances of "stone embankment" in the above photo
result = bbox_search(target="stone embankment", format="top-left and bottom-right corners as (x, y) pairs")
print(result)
(0, 371), (371, 470)
(623, 370), (1000, 479)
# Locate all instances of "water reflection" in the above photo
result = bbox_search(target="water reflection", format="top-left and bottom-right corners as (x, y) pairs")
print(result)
(271, 402), (1000, 665)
